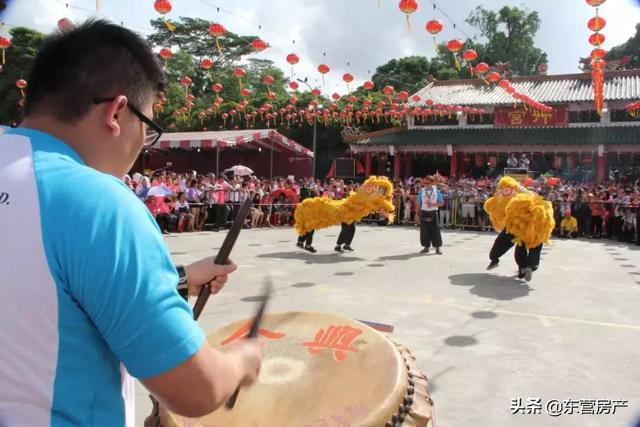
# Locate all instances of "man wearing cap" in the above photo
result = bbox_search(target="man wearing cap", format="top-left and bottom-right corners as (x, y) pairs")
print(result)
(417, 175), (444, 254)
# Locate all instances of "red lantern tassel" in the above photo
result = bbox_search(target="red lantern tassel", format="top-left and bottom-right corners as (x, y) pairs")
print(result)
(406, 16), (411, 32)
(433, 37), (439, 54)
(1, 50), (5, 65)
(163, 19), (176, 32)
(215, 37), (222, 55)
(453, 53), (461, 71)
(96, 0), (100, 10)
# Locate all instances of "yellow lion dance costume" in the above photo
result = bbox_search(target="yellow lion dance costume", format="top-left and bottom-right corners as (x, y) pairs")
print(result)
(484, 176), (555, 249)
(294, 176), (395, 236)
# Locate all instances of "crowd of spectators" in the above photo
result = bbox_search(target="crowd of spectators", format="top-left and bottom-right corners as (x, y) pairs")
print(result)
(123, 169), (640, 246)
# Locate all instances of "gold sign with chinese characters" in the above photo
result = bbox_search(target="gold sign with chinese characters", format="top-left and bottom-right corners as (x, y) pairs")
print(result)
(494, 105), (568, 127)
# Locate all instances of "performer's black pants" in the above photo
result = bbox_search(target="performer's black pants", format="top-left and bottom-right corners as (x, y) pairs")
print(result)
(420, 210), (442, 248)
(337, 222), (356, 246)
(298, 230), (314, 246)
(490, 230), (543, 270)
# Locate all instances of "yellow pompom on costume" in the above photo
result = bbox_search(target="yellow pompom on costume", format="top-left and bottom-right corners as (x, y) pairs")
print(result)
(484, 176), (555, 249)
(294, 176), (395, 237)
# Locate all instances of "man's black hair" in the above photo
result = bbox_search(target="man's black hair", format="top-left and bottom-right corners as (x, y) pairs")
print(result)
(25, 19), (165, 122)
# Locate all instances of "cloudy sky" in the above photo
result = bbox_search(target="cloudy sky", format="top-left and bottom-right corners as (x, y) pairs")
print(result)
(2, 0), (640, 94)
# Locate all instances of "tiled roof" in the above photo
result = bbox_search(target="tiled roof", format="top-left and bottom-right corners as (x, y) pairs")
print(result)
(351, 125), (640, 146)
(409, 70), (640, 107)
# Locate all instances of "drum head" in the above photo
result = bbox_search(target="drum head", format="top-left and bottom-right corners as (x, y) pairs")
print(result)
(160, 312), (411, 427)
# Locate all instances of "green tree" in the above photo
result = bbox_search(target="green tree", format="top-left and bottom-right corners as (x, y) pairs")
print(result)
(464, 6), (548, 76)
(604, 23), (640, 70)
(0, 27), (44, 125)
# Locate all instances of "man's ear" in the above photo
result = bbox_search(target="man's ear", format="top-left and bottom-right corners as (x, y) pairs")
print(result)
(104, 96), (128, 137)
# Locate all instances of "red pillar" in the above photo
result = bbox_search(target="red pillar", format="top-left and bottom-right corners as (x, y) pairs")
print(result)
(393, 154), (401, 180)
(597, 154), (606, 183)
(365, 152), (372, 177)
(404, 152), (413, 179)
(449, 151), (458, 178)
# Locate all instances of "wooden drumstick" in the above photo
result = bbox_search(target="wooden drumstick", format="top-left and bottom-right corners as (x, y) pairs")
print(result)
(192, 198), (253, 321)
(225, 277), (272, 409)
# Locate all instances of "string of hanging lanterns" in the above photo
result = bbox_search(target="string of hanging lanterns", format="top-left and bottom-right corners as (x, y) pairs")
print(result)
(585, 0), (607, 115)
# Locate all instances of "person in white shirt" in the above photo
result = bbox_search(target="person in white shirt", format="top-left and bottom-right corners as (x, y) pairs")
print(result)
(416, 176), (444, 254)
(173, 192), (194, 232)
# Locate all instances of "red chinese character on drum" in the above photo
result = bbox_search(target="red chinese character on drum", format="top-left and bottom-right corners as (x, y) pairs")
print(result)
(302, 325), (363, 362)
(220, 322), (285, 346)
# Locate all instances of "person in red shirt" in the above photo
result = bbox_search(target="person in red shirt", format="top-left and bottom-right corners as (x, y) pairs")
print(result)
(145, 196), (177, 234)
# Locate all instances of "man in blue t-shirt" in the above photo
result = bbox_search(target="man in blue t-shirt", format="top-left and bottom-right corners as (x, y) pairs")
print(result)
(0, 20), (262, 426)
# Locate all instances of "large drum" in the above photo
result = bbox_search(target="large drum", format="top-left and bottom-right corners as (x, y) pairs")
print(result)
(155, 312), (433, 427)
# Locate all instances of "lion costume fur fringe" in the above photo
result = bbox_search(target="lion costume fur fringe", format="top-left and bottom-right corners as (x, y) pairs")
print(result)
(484, 176), (555, 249)
(293, 176), (395, 236)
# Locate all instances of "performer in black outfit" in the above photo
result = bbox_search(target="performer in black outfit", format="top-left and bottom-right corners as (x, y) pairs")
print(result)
(487, 230), (542, 281)
(335, 222), (355, 252)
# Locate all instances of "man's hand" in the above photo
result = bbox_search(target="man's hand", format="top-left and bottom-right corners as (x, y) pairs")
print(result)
(184, 258), (237, 296)
(224, 339), (264, 387)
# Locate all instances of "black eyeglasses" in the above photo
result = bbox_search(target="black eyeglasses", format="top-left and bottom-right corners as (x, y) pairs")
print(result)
(93, 97), (163, 147)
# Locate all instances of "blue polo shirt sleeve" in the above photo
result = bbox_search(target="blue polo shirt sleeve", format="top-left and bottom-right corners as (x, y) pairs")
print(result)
(437, 190), (443, 204)
(56, 170), (205, 379)
(417, 190), (423, 207)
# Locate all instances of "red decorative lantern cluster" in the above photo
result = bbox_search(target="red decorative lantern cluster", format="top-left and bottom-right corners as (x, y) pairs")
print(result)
(462, 49), (478, 76)
(317, 64), (330, 85)
(398, 0), (418, 31)
(200, 58), (214, 70)
(497, 79), (553, 113)
(154, 0), (175, 31)
(585, 0), (606, 114)
(159, 48), (172, 61)
(363, 81), (375, 91)
(209, 23), (225, 54)
(625, 100), (640, 118)
(0, 37), (11, 65)
(289, 81), (299, 91)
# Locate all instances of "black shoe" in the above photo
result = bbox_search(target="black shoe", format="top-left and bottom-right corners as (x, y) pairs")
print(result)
(162, 229), (170, 235)
(305, 245), (317, 253)
(435, 247), (442, 255)
(343, 245), (354, 251)
(334, 245), (343, 252)
(518, 268), (526, 279)
(420, 247), (430, 254)
(296, 242), (304, 249)
(487, 260), (499, 270)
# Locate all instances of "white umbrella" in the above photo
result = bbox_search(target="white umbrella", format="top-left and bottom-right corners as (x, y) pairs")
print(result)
(145, 186), (174, 198)
(225, 165), (254, 177)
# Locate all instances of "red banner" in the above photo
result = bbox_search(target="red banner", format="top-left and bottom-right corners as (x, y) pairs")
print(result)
(494, 105), (568, 127)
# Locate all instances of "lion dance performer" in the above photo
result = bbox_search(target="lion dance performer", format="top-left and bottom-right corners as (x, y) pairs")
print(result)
(484, 176), (555, 281)
(294, 176), (395, 253)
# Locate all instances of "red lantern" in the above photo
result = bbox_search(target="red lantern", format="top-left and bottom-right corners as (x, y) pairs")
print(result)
(398, 0), (418, 31)
(332, 93), (341, 101)
(263, 75), (275, 86)
(425, 99), (434, 106)
(212, 83), (223, 93)
(209, 23), (225, 37)
(0, 37), (11, 65)
(251, 38), (268, 52)
(447, 39), (463, 53)
(586, 0), (606, 6)
(240, 88), (251, 97)
(233, 68), (246, 79)
(347, 95), (357, 104)
(447, 39), (464, 70)
(209, 23), (225, 54)
(425, 20), (443, 35)
(398, 91), (409, 101)
(363, 81), (375, 90)
(311, 88), (321, 97)
(180, 76), (192, 87)
(591, 48), (606, 60)
(286, 53), (299, 65)
(487, 72), (501, 83)
(154, 0), (172, 14)
(498, 79), (510, 89)
(546, 177), (560, 186)
(462, 50), (478, 62)
(57, 18), (74, 30)
(289, 81), (299, 90)
(506, 86), (516, 95)
(290, 96), (299, 104)
(522, 177), (534, 187)
(591, 58), (606, 71)
(411, 94), (421, 102)
(588, 16), (606, 32)
(15, 79), (27, 97)
(589, 32), (605, 46)
(474, 62), (489, 74)
(342, 73), (354, 83)
(382, 85), (394, 95)
(200, 58), (214, 70)
(159, 48), (172, 60)
(318, 64), (330, 74)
